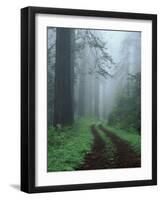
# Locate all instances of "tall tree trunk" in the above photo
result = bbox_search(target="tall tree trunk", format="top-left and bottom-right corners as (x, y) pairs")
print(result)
(94, 76), (100, 118)
(54, 28), (73, 126)
(78, 69), (85, 117)
(71, 30), (75, 116)
(78, 48), (87, 117)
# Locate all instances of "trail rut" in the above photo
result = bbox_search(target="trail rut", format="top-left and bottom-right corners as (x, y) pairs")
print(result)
(99, 125), (141, 168)
(79, 125), (112, 170)
(79, 124), (141, 170)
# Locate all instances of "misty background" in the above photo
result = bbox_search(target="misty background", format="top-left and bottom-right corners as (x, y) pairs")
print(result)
(47, 27), (141, 133)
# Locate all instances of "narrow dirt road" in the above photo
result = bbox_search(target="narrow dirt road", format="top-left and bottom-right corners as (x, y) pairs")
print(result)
(79, 125), (113, 170)
(79, 124), (141, 170)
(99, 125), (141, 168)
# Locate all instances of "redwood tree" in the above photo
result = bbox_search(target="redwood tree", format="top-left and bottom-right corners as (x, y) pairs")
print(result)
(54, 28), (74, 126)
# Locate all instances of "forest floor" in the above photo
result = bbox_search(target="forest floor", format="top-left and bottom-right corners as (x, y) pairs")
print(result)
(79, 124), (141, 170)
(48, 119), (141, 172)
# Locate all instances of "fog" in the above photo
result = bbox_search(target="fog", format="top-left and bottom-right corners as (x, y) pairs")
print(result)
(47, 27), (141, 132)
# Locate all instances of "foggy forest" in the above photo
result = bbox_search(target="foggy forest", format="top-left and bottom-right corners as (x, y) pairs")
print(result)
(47, 27), (141, 172)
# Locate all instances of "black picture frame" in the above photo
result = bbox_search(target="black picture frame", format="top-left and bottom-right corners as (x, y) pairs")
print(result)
(21, 6), (157, 193)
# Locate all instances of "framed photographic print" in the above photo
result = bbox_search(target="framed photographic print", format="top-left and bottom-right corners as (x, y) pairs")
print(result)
(21, 6), (157, 193)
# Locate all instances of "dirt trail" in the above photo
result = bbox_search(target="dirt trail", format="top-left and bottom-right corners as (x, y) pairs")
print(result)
(79, 125), (112, 170)
(99, 125), (141, 168)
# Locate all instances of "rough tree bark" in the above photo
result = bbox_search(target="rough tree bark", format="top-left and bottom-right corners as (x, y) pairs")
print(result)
(54, 28), (74, 126)
(78, 65), (86, 117)
(94, 76), (100, 118)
